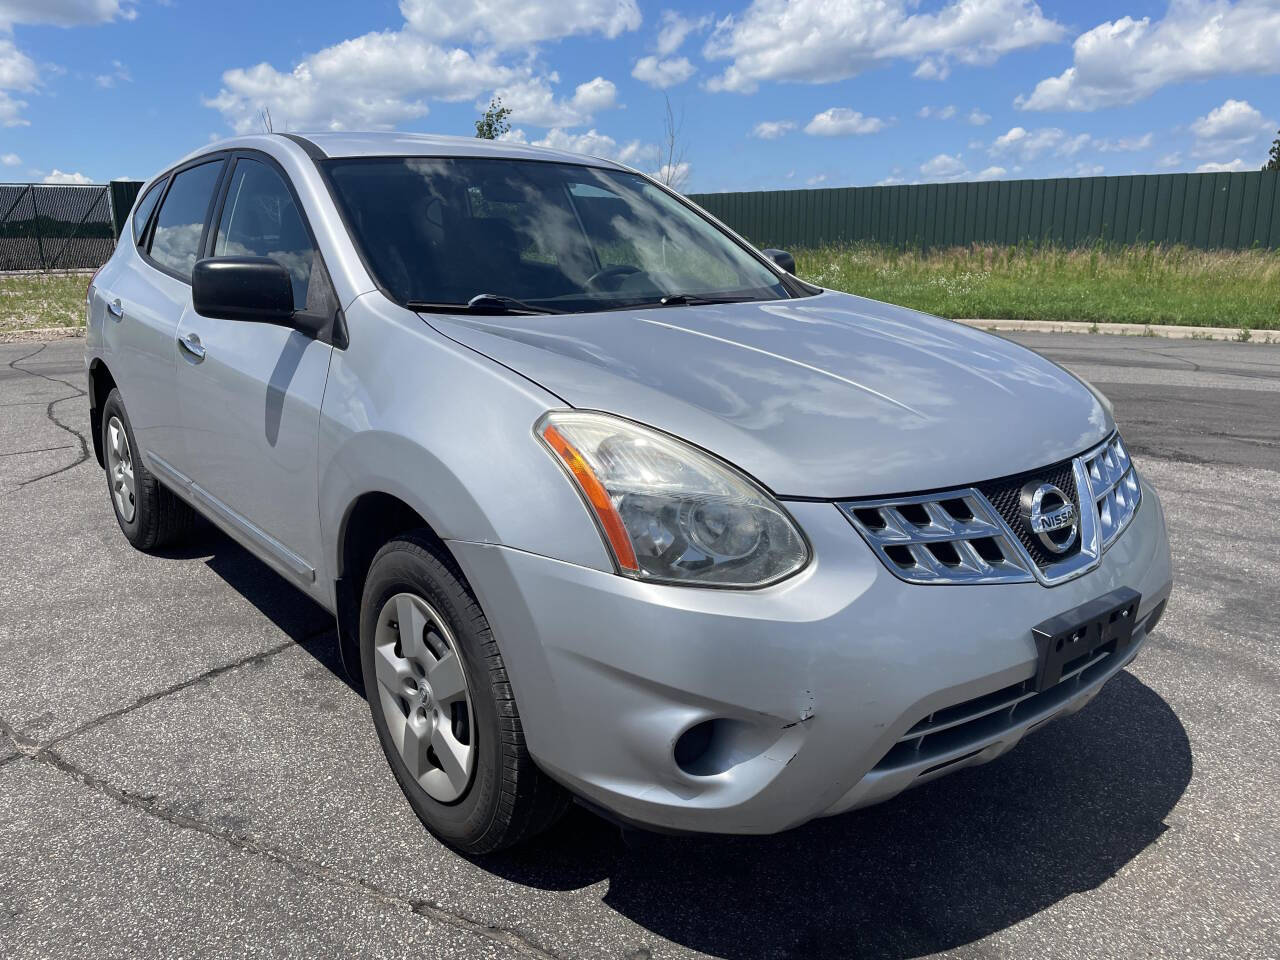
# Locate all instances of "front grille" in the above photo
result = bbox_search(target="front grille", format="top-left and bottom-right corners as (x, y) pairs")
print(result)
(977, 458), (1081, 569)
(838, 490), (1034, 584)
(873, 641), (1118, 772)
(1084, 435), (1141, 549)
(838, 432), (1141, 587)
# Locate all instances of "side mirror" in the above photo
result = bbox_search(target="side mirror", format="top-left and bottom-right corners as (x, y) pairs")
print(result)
(192, 257), (295, 325)
(762, 248), (796, 274)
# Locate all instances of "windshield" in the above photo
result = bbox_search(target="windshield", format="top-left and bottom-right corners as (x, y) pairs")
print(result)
(324, 157), (791, 313)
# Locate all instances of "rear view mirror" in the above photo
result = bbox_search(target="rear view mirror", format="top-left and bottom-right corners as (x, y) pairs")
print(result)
(192, 257), (295, 325)
(763, 249), (796, 274)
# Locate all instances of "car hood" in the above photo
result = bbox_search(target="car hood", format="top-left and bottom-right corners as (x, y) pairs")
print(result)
(426, 290), (1112, 498)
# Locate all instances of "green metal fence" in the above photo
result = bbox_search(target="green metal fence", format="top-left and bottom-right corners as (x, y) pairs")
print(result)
(689, 171), (1280, 251)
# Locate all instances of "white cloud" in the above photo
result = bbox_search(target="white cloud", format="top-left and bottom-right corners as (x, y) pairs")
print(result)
(989, 125), (1091, 161)
(1018, 1), (1280, 111)
(1, 150), (18, 165)
(529, 126), (646, 165)
(1095, 132), (1152, 152)
(751, 119), (795, 139)
(1073, 162), (1104, 176)
(0, 36), (37, 90)
(654, 161), (690, 189)
(1196, 157), (1248, 172)
(807, 173), (827, 185)
(912, 57), (950, 81)
(519, 123), (687, 186)
(804, 107), (886, 137)
(920, 153), (967, 180)
(704, 0), (1064, 94)
(0, 88), (25, 125)
(43, 169), (93, 184)
(975, 165), (1006, 180)
(208, 1), (633, 133)
(632, 55), (695, 88)
(1191, 98), (1271, 152)
(655, 9), (709, 56)
(207, 32), (520, 132)
(94, 58), (129, 88)
(919, 104), (957, 120)
(0, 1), (133, 28)
(1157, 152), (1182, 168)
(567, 75), (616, 113)
(491, 74), (616, 128)
(876, 175), (906, 186)
(967, 107), (991, 125)
(399, 0), (640, 49)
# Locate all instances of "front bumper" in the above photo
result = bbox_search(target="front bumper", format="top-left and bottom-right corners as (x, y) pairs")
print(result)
(448, 478), (1172, 835)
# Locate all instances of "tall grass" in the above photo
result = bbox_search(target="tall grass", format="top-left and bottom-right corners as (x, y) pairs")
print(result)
(0, 271), (88, 333)
(795, 242), (1280, 329)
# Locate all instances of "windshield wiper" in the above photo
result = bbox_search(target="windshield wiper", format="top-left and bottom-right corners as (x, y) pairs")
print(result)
(655, 294), (756, 307)
(405, 293), (561, 316)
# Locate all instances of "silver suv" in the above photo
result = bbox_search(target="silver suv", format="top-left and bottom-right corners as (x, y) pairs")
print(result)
(86, 133), (1173, 852)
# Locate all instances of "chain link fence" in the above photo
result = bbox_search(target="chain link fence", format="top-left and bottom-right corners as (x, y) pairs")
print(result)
(0, 181), (143, 272)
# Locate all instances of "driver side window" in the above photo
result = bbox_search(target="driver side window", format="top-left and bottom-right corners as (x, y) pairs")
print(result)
(214, 158), (316, 312)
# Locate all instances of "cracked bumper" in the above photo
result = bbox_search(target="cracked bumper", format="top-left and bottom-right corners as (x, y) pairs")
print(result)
(448, 480), (1173, 835)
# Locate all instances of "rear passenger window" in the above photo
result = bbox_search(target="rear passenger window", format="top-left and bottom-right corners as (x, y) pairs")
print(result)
(149, 160), (223, 281)
(131, 178), (165, 246)
(213, 158), (315, 311)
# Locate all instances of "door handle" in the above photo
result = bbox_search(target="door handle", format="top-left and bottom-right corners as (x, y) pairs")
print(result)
(178, 332), (206, 362)
(107, 299), (124, 320)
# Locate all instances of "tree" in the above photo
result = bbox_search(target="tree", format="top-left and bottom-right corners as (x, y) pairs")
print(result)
(1264, 129), (1280, 172)
(652, 94), (689, 191)
(475, 97), (512, 139)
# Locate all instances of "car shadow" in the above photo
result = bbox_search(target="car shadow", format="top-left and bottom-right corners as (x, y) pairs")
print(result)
(170, 523), (1191, 959)
(151, 520), (359, 694)
(478, 666), (1191, 958)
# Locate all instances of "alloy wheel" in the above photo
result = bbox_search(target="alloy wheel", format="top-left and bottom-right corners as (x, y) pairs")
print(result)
(105, 415), (136, 523)
(373, 592), (476, 803)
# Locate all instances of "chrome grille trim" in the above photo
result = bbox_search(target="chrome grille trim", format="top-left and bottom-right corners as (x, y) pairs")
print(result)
(839, 431), (1140, 587)
(837, 490), (1035, 584)
(1084, 434), (1141, 550)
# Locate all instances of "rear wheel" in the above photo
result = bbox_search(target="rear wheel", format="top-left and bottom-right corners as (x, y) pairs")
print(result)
(360, 532), (569, 853)
(100, 389), (195, 550)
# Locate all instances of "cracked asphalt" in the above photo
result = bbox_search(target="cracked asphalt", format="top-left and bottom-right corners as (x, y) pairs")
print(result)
(1, 334), (1277, 959)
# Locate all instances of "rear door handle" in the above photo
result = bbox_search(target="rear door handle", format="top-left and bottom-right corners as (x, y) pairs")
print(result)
(107, 299), (124, 320)
(178, 332), (206, 362)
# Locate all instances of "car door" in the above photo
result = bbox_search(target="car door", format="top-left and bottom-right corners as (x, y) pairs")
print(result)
(103, 158), (225, 469)
(173, 152), (335, 599)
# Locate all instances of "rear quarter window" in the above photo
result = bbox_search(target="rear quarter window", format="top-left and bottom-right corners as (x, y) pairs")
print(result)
(131, 179), (166, 246)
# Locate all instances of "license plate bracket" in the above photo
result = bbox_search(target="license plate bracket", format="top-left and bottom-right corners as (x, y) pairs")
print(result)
(1031, 587), (1141, 692)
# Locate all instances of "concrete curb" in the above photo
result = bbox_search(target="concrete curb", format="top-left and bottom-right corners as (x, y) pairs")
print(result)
(0, 326), (86, 344)
(955, 318), (1277, 343)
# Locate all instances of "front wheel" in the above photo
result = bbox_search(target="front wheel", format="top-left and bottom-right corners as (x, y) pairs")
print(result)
(360, 532), (569, 853)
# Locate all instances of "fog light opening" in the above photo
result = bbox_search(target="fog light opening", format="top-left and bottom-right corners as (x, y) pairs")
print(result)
(673, 718), (774, 777)
(674, 720), (715, 775)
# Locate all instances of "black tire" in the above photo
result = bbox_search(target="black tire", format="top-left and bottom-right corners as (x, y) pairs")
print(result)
(360, 532), (569, 853)
(101, 388), (196, 550)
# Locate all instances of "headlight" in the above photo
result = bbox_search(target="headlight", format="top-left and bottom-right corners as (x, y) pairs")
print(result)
(536, 411), (809, 587)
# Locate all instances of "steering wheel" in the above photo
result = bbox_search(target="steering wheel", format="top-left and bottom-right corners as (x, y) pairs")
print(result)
(585, 264), (642, 291)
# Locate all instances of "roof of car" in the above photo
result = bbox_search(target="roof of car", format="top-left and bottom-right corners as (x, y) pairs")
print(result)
(197, 131), (629, 170)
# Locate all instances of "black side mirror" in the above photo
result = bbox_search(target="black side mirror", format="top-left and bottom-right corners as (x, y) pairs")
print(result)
(192, 257), (295, 325)
(763, 249), (796, 274)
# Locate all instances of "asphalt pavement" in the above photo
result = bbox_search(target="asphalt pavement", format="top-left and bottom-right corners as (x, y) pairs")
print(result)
(1, 334), (1277, 959)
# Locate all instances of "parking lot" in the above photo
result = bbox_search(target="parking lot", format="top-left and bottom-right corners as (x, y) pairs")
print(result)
(1, 333), (1277, 959)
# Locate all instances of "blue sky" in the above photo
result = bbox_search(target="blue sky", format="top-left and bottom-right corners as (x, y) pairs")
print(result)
(2, 0), (1278, 191)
